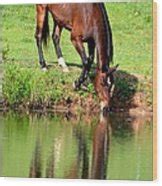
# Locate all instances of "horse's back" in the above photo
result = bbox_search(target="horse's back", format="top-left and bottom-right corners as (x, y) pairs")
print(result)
(46, 3), (102, 40)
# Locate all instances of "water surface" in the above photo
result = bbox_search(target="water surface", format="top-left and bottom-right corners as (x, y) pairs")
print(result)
(0, 111), (153, 180)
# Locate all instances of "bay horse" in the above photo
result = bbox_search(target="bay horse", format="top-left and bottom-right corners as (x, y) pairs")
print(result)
(35, 3), (117, 111)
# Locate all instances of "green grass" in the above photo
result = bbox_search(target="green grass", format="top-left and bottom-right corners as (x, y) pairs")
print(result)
(3, 62), (83, 105)
(1, 3), (153, 108)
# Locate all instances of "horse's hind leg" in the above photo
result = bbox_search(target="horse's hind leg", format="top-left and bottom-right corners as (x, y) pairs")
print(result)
(35, 5), (47, 70)
(52, 23), (69, 72)
(71, 35), (89, 89)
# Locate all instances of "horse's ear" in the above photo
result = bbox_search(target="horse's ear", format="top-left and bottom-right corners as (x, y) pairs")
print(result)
(107, 64), (119, 76)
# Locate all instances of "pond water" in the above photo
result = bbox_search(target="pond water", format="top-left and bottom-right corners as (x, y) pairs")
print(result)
(0, 111), (153, 180)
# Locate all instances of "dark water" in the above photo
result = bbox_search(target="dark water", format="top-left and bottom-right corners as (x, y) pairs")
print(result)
(0, 111), (153, 180)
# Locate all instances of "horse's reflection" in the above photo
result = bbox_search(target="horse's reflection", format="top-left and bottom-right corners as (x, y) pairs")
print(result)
(91, 111), (110, 179)
(29, 138), (55, 178)
(45, 143), (55, 178)
(29, 111), (111, 179)
(29, 139), (42, 178)
(67, 111), (110, 179)
(65, 126), (89, 179)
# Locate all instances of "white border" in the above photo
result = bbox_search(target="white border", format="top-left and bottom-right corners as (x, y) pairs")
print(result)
(0, 0), (153, 5)
(0, 0), (161, 186)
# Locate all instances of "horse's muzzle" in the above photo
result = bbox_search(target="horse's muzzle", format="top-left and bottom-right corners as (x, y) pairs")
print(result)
(100, 101), (110, 113)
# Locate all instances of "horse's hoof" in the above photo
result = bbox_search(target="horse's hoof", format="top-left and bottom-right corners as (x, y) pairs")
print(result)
(73, 81), (80, 91)
(58, 57), (69, 72)
(81, 84), (88, 91)
(41, 67), (48, 72)
(62, 67), (69, 73)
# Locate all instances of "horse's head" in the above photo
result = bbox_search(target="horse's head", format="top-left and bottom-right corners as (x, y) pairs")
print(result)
(95, 65), (118, 112)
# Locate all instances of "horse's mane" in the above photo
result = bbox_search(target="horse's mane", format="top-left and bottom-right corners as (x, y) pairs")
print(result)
(98, 3), (113, 64)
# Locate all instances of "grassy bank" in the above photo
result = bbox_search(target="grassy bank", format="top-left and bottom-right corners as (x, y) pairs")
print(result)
(1, 3), (153, 112)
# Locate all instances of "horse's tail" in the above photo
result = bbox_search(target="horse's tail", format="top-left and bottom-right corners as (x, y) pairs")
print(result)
(42, 7), (50, 47)
(99, 3), (113, 63)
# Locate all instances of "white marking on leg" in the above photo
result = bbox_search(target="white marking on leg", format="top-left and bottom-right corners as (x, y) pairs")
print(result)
(42, 67), (48, 72)
(58, 57), (69, 72)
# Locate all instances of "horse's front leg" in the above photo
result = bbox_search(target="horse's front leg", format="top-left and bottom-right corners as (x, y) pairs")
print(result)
(35, 5), (47, 71)
(87, 39), (95, 68)
(71, 35), (89, 90)
(52, 23), (69, 72)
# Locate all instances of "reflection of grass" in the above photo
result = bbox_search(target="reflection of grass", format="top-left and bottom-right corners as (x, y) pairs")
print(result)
(2, 3), (153, 108)
(0, 64), (3, 99)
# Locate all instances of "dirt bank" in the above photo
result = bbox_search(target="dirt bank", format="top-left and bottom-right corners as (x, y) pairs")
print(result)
(1, 64), (152, 117)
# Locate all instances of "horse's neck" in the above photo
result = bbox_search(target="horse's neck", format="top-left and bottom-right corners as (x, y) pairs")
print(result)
(93, 24), (108, 71)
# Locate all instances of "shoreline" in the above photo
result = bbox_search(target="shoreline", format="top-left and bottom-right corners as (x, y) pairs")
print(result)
(0, 94), (152, 118)
(1, 64), (153, 117)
